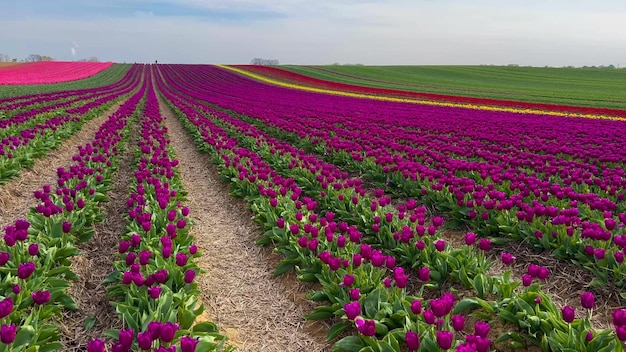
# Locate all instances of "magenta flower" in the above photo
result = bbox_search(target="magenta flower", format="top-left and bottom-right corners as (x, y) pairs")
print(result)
(0, 297), (13, 319)
(411, 300), (422, 314)
(87, 339), (106, 352)
(118, 240), (131, 253)
(184, 269), (196, 283)
(139, 250), (151, 265)
(17, 262), (36, 279)
(11, 285), (20, 294)
(159, 322), (178, 342)
(418, 267), (430, 282)
(355, 318), (376, 336)
(180, 336), (199, 352)
(349, 288), (360, 301)
(451, 315), (466, 331)
(581, 292), (595, 310)
(176, 253), (188, 266)
(423, 310), (435, 324)
(344, 301), (361, 320)
(62, 221), (72, 233)
(148, 286), (162, 299)
(474, 321), (490, 338)
(436, 330), (454, 350)
(342, 274), (355, 287)
(562, 306), (575, 323)
(31, 290), (51, 305)
(137, 331), (153, 350)
(478, 238), (491, 251)
(405, 331), (420, 351)
(118, 329), (134, 348)
(522, 274), (532, 286)
(0, 324), (16, 344)
(434, 240), (446, 252)
(28, 243), (39, 256)
(465, 232), (477, 245)
(501, 252), (515, 265)
(0, 252), (9, 266)
(189, 245), (198, 255)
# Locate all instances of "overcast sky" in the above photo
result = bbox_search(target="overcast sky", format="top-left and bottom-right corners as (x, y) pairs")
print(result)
(2, 0), (625, 66)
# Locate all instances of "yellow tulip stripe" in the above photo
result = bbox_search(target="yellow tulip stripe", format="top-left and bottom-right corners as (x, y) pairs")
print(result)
(216, 64), (626, 122)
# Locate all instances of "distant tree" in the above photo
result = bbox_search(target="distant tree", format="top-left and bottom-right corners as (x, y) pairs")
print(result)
(0, 54), (10, 62)
(250, 58), (279, 65)
(25, 54), (54, 62)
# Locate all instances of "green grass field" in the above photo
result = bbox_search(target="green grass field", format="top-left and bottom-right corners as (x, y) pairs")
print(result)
(0, 64), (132, 98)
(282, 65), (626, 109)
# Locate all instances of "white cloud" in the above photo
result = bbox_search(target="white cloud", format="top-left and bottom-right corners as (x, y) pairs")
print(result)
(2, 0), (626, 65)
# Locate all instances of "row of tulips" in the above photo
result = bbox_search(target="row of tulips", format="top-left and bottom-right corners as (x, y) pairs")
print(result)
(0, 65), (145, 184)
(88, 76), (232, 352)
(155, 67), (625, 351)
(0, 73), (147, 351)
(0, 64), (131, 105)
(0, 61), (114, 85)
(0, 64), (141, 127)
(157, 65), (626, 290)
(231, 65), (626, 118)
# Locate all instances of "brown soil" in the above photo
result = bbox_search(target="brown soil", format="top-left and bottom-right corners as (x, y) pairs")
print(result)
(158, 94), (330, 352)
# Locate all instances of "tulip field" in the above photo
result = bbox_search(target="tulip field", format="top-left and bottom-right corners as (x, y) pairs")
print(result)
(1, 63), (626, 352)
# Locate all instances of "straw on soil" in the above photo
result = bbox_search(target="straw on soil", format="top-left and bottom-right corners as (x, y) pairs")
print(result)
(57, 117), (139, 349)
(158, 95), (331, 352)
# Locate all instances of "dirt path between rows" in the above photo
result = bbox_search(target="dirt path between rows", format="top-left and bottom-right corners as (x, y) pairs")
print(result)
(58, 119), (139, 349)
(0, 99), (127, 229)
(158, 95), (330, 352)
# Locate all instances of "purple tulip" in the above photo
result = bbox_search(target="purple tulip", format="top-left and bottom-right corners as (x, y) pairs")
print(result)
(349, 288), (360, 301)
(478, 238), (492, 251)
(148, 286), (162, 299)
(62, 221), (72, 233)
(159, 322), (178, 342)
(176, 253), (188, 266)
(418, 267), (430, 282)
(189, 245), (198, 254)
(581, 292), (595, 310)
(137, 331), (153, 350)
(344, 301), (361, 320)
(17, 262), (36, 279)
(465, 232), (477, 245)
(562, 306), (575, 323)
(180, 336), (199, 352)
(434, 239), (446, 252)
(436, 330), (454, 350)
(451, 315), (466, 331)
(0, 297), (13, 319)
(0, 324), (16, 344)
(0, 252), (9, 266)
(405, 331), (420, 351)
(355, 318), (376, 336)
(342, 274), (355, 287)
(87, 339), (106, 352)
(501, 252), (515, 265)
(474, 321), (490, 338)
(184, 269), (196, 283)
(28, 243), (39, 256)
(31, 290), (51, 305)
(118, 329), (134, 348)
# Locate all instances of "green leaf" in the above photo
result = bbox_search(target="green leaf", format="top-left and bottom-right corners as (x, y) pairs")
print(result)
(13, 325), (35, 348)
(84, 317), (97, 331)
(37, 342), (64, 352)
(305, 306), (337, 320)
(57, 293), (77, 311)
(327, 322), (352, 341)
(193, 322), (219, 333)
(332, 336), (365, 352)
(452, 298), (479, 314)
(274, 260), (296, 276)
